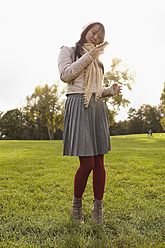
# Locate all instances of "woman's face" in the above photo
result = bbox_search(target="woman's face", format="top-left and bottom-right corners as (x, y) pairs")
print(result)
(85, 24), (104, 46)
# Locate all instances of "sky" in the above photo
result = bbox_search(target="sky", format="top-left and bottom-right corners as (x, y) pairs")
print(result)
(0, 0), (165, 121)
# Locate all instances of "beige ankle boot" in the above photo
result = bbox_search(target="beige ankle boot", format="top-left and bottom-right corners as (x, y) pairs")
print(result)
(92, 199), (103, 225)
(71, 197), (84, 224)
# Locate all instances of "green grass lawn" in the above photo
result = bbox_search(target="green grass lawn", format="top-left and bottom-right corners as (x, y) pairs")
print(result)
(0, 134), (165, 248)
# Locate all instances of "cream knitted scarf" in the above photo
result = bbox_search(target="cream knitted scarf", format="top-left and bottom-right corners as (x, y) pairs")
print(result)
(82, 43), (103, 108)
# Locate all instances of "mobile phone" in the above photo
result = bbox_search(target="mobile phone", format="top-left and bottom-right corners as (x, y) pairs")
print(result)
(98, 41), (109, 49)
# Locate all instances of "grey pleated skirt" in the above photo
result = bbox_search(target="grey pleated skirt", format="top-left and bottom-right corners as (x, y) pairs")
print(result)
(63, 94), (111, 156)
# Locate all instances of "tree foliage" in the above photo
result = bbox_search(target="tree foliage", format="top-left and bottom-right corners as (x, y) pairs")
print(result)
(103, 57), (136, 125)
(111, 104), (163, 135)
(0, 109), (26, 139)
(25, 83), (64, 140)
(128, 104), (162, 133)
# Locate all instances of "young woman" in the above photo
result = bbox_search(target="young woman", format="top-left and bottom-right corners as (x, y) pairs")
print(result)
(58, 21), (121, 225)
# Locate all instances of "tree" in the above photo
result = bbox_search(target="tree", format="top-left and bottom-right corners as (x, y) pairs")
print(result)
(0, 109), (26, 139)
(143, 104), (162, 132)
(127, 104), (163, 134)
(110, 120), (128, 135)
(160, 82), (165, 130)
(127, 106), (142, 134)
(25, 82), (64, 140)
(103, 58), (136, 125)
(0, 111), (3, 139)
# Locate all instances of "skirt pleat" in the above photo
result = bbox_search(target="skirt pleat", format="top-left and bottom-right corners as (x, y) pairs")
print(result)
(63, 94), (111, 156)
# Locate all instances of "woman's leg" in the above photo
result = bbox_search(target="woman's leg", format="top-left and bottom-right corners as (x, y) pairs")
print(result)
(72, 156), (94, 223)
(92, 154), (105, 225)
(93, 154), (105, 200)
(74, 156), (94, 198)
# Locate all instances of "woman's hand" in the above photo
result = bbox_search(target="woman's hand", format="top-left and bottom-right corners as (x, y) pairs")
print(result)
(88, 46), (105, 59)
(112, 83), (122, 95)
(88, 41), (109, 59)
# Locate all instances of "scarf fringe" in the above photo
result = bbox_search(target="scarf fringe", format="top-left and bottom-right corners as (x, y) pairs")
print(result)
(95, 87), (104, 101)
(83, 87), (104, 108)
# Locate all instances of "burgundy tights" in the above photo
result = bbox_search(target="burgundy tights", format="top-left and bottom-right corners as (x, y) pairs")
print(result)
(74, 155), (105, 200)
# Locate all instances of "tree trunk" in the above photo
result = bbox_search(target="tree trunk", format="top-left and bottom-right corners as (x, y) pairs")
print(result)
(47, 120), (52, 140)
(50, 117), (54, 140)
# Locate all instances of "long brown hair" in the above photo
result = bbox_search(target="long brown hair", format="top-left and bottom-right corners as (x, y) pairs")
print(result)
(74, 22), (105, 73)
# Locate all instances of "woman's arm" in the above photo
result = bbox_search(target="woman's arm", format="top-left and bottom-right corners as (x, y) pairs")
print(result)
(58, 46), (93, 83)
(102, 83), (122, 97)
